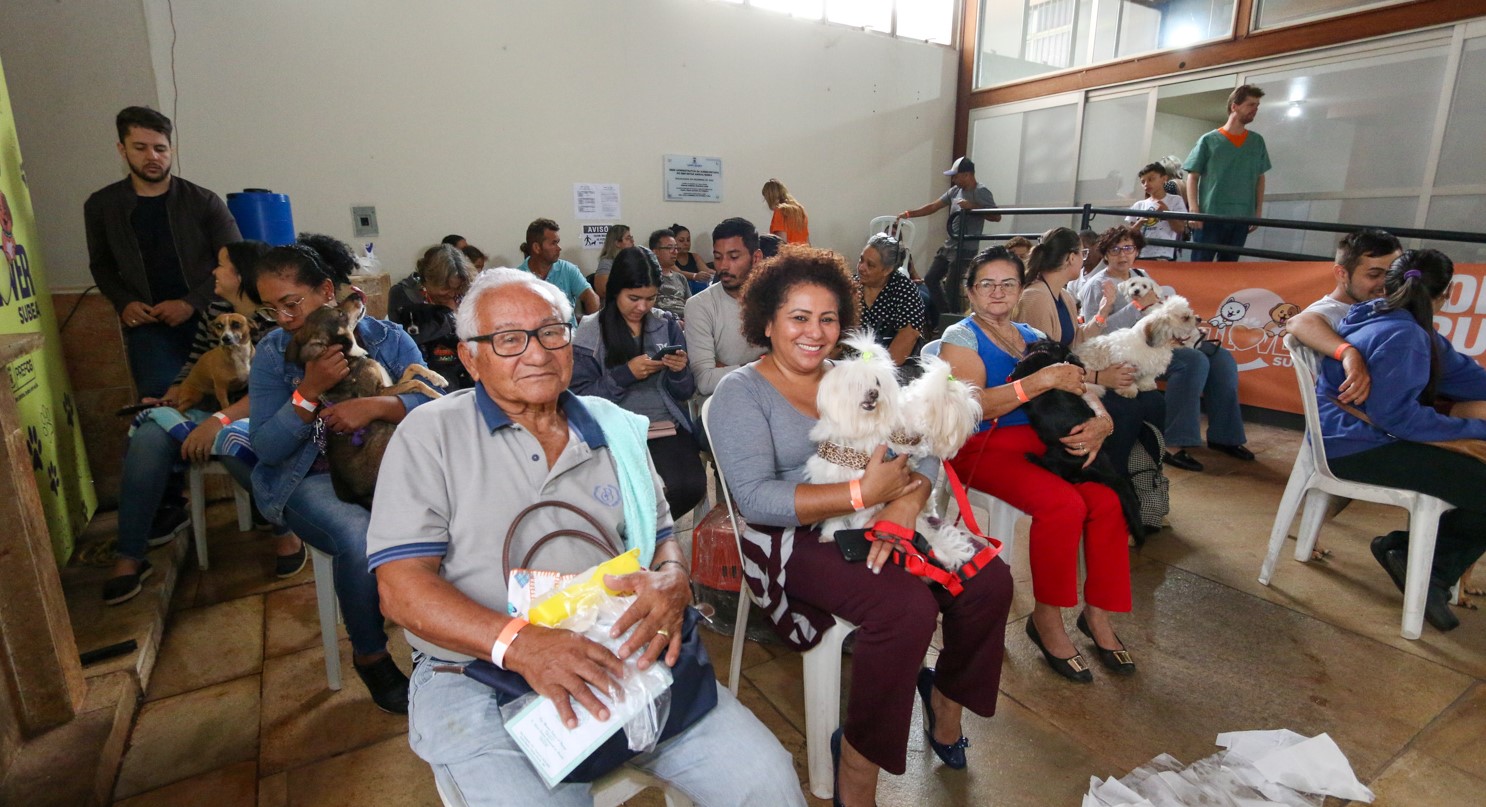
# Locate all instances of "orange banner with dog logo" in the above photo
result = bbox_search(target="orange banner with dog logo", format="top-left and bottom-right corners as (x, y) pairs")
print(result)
(1136, 262), (1486, 415)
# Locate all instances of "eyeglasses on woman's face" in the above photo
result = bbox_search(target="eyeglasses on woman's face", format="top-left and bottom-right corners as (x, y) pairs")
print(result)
(1107, 244), (1138, 255)
(467, 322), (574, 357)
(972, 278), (1021, 295)
(257, 295), (308, 321)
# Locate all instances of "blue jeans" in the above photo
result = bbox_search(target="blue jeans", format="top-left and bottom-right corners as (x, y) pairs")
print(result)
(125, 320), (200, 399)
(116, 419), (184, 562)
(281, 474), (387, 657)
(1163, 346), (1246, 448)
(408, 656), (806, 807)
(1190, 221), (1249, 262)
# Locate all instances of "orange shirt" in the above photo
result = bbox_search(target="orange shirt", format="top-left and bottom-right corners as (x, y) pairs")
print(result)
(770, 208), (810, 244)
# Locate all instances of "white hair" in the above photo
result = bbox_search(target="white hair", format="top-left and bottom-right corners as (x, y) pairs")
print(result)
(454, 267), (573, 352)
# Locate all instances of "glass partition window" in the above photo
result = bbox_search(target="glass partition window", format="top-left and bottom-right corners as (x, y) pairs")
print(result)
(1249, 47), (1448, 195)
(970, 103), (1081, 236)
(721, 0), (955, 44)
(1254, 0), (1410, 31)
(977, 0), (1234, 88)
(1437, 37), (1486, 189)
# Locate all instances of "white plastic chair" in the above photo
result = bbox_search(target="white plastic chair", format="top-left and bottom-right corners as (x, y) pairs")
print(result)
(867, 215), (918, 274)
(187, 460), (253, 570)
(308, 546), (342, 690)
(701, 396), (855, 801)
(1259, 335), (1455, 640)
(434, 761), (693, 807)
(921, 340), (1027, 563)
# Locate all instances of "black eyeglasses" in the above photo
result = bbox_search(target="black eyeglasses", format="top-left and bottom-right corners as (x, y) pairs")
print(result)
(467, 322), (574, 357)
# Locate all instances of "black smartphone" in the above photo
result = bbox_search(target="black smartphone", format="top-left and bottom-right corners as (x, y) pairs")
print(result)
(834, 528), (872, 563)
(115, 401), (167, 417)
(650, 344), (684, 360)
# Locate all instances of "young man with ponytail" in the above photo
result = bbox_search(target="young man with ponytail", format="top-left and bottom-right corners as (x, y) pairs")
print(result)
(1315, 249), (1486, 632)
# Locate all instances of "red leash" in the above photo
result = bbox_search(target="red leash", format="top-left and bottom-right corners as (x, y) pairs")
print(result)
(863, 461), (1003, 596)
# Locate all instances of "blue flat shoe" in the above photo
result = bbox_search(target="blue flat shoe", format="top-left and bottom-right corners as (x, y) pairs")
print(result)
(916, 668), (969, 769)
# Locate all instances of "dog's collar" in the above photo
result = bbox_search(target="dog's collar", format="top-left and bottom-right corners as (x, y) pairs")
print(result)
(816, 440), (872, 471)
(888, 429), (921, 447)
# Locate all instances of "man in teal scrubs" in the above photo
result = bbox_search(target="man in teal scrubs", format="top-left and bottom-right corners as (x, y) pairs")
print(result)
(1184, 85), (1272, 262)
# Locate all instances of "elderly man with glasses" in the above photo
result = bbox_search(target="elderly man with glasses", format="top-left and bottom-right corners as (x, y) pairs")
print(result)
(367, 268), (804, 806)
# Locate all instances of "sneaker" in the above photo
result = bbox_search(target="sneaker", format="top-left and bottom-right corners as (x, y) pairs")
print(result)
(274, 543), (308, 579)
(1164, 450), (1204, 472)
(354, 654), (410, 714)
(147, 505), (189, 548)
(102, 560), (153, 605)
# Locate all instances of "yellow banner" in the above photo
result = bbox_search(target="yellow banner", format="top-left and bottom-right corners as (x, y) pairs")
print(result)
(0, 52), (97, 563)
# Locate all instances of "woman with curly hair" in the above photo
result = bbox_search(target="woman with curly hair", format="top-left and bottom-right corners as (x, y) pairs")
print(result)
(710, 244), (1012, 806)
(762, 178), (810, 244)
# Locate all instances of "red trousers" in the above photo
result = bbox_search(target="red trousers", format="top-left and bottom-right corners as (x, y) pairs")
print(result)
(950, 424), (1132, 611)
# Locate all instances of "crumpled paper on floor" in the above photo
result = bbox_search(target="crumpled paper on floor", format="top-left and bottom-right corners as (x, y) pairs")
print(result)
(1083, 729), (1374, 806)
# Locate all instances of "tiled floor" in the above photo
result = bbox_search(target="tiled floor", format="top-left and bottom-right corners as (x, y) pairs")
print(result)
(103, 421), (1485, 806)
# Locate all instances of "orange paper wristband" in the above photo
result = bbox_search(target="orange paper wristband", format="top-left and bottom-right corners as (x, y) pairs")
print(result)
(1333, 342), (1353, 361)
(492, 617), (529, 669)
(849, 479), (866, 511)
(1013, 379), (1030, 403)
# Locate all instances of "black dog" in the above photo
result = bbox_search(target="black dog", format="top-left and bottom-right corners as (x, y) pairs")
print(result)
(1009, 340), (1146, 546)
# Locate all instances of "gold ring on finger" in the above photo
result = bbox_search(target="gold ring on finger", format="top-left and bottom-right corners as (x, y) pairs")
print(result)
(655, 628), (670, 638)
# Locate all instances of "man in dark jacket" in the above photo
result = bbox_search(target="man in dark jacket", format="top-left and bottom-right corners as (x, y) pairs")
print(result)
(85, 106), (240, 398)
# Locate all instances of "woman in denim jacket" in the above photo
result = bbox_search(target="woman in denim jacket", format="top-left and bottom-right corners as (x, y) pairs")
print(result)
(247, 236), (438, 714)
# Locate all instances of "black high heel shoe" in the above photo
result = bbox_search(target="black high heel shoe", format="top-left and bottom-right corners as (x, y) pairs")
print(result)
(1025, 618), (1093, 683)
(1076, 612), (1136, 675)
(916, 668), (969, 769)
(831, 727), (846, 807)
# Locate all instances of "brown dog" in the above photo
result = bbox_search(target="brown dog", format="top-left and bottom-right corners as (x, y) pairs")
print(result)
(285, 295), (446, 507)
(175, 313), (254, 412)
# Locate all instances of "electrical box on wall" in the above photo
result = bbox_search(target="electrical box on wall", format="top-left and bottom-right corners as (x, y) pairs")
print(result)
(351, 206), (379, 238)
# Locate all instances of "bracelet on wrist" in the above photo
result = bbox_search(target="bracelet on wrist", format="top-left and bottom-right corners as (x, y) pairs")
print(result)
(292, 389), (319, 413)
(492, 618), (528, 670)
(212, 411), (232, 426)
(1333, 342), (1353, 361)
(849, 478), (866, 511)
(1013, 379), (1031, 403)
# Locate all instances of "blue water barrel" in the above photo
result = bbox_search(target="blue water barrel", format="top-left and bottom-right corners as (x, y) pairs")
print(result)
(227, 189), (295, 246)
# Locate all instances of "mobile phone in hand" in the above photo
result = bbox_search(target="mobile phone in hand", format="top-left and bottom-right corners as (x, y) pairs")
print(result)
(649, 344), (684, 360)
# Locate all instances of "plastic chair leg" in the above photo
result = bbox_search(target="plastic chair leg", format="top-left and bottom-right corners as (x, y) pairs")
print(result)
(1400, 499), (1447, 640)
(233, 483), (253, 532)
(188, 464), (210, 570)
(1261, 454), (1313, 583)
(1294, 488), (1332, 562)
(310, 547), (343, 690)
(985, 496), (1023, 566)
(802, 619), (852, 801)
(727, 588), (751, 696)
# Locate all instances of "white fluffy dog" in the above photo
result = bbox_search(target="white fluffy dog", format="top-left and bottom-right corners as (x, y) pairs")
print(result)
(1117, 275), (1161, 304)
(1075, 295), (1202, 398)
(805, 331), (984, 569)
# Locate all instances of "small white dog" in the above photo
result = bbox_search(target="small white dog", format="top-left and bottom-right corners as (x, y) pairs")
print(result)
(1118, 275), (1161, 304)
(1076, 295), (1202, 398)
(805, 331), (984, 569)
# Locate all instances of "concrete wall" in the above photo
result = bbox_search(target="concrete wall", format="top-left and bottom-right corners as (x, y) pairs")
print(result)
(5, 0), (961, 291)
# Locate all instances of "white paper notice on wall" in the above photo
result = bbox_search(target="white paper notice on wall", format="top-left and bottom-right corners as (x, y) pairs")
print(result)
(574, 183), (621, 221)
(664, 155), (723, 202)
(581, 225), (611, 250)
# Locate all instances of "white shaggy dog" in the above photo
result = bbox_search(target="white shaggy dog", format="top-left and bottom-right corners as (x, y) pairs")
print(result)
(1117, 275), (1161, 304)
(1075, 295), (1202, 398)
(805, 331), (984, 569)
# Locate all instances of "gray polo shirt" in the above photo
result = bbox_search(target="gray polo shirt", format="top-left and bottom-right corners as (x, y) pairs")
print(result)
(367, 386), (673, 661)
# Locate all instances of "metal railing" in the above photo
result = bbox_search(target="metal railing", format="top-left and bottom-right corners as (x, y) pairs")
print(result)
(950, 204), (1486, 262)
